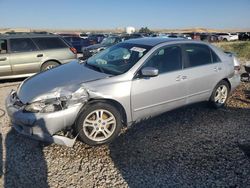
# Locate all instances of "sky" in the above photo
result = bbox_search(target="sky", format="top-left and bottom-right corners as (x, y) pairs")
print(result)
(0, 0), (250, 30)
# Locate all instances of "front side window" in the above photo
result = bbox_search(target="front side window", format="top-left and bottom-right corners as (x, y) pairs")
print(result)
(143, 46), (182, 74)
(184, 44), (212, 68)
(9, 38), (38, 53)
(0, 39), (7, 54)
(86, 43), (151, 75)
(32, 37), (67, 50)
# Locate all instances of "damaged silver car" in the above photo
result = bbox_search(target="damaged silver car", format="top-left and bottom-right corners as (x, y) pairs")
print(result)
(6, 38), (240, 147)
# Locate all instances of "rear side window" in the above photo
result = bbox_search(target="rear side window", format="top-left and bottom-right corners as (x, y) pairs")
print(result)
(0, 39), (8, 54)
(32, 37), (67, 50)
(184, 44), (212, 68)
(9, 38), (38, 53)
(211, 50), (221, 63)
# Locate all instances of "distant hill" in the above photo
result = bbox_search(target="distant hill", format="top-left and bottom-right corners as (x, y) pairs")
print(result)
(1, 27), (250, 34)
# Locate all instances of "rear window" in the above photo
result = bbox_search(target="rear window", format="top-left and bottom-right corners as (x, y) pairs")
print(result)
(32, 37), (67, 50)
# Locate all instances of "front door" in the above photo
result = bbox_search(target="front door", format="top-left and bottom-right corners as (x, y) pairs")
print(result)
(131, 45), (188, 121)
(0, 39), (11, 77)
(9, 38), (41, 75)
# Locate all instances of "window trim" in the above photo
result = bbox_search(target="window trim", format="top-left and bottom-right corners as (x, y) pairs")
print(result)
(9, 38), (39, 53)
(0, 39), (8, 54)
(134, 44), (184, 79)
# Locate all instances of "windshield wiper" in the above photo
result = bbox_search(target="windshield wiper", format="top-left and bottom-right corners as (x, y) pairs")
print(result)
(85, 62), (105, 73)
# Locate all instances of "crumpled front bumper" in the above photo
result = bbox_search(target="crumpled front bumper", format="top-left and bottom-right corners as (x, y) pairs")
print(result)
(5, 91), (83, 147)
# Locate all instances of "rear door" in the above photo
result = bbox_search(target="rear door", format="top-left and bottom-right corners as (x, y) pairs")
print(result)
(131, 45), (188, 121)
(9, 38), (42, 75)
(181, 43), (225, 104)
(0, 39), (11, 77)
(32, 37), (76, 63)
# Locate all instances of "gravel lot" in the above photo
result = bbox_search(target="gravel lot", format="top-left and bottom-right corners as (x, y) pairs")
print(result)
(0, 78), (250, 187)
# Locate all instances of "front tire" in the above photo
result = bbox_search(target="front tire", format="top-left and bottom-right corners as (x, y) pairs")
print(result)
(209, 80), (230, 108)
(75, 103), (122, 146)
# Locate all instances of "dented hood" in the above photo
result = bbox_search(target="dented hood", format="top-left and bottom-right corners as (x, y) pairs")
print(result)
(17, 61), (109, 103)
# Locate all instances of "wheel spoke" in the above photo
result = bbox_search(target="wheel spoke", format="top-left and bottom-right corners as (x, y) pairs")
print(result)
(214, 94), (220, 102)
(84, 119), (95, 127)
(104, 116), (115, 125)
(95, 110), (104, 119)
(89, 129), (97, 137)
(221, 86), (226, 93)
(102, 130), (108, 138)
(104, 127), (111, 135)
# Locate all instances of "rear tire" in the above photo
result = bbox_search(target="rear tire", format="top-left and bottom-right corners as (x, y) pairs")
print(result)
(41, 61), (60, 71)
(74, 102), (122, 146)
(209, 80), (230, 109)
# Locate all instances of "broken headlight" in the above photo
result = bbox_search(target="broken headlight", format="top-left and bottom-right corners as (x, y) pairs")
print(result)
(24, 87), (89, 113)
(24, 99), (64, 113)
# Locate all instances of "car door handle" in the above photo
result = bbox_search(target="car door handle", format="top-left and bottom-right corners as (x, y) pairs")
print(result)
(182, 75), (187, 80)
(176, 75), (182, 81)
(214, 67), (222, 72)
(0, 57), (7, 61)
(176, 75), (187, 81)
(37, 54), (43, 57)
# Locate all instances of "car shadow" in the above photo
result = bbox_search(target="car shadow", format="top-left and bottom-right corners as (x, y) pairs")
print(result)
(109, 103), (250, 187)
(0, 78), (25, 85)
(4, 115), (49, 187)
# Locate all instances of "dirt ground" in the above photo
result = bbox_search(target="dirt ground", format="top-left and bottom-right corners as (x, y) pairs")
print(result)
(0, 78), (250, 187)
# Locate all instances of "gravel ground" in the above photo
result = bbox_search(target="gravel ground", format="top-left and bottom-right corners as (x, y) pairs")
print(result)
(0, 79), (250, 187)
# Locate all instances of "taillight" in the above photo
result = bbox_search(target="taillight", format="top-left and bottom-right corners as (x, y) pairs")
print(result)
(70, 47), (77, 54)
(234, 65), (241, 71)
(233, 56), (241, 71)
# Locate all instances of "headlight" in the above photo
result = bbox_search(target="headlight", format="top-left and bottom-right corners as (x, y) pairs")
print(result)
(24, 99), (63, 113)
(24, 87), (89, 113)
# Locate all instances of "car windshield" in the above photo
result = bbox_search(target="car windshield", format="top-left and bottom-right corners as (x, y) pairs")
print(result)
(86, 43), (151, 75)
(101, 37), (117, 45)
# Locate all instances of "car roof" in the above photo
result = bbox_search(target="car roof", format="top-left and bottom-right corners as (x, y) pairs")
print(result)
(124, 37), (190, 46)
(0, 33), (59, 39)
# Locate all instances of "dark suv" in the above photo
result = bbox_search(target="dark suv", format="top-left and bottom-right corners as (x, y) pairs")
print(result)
(0, 33), (77, 80)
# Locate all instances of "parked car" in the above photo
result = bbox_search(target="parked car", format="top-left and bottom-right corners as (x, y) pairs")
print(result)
(62, 36), (91, 53)
(166, 33), (192, 39)
(81, 36), (124, 60)
(238, 32), (250, 41)
(200, 33), (220, 42)
(217, 33), (239, 41)
(87, 34), (106, 44)
(6, 38), (240, 147)
(184, 32), (201, 40)
(0, 33), (77, 80)
(79, 33), (89, 39)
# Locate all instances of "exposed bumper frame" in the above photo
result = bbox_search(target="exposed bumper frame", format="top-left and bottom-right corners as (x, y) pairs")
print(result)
(5, 92), (83, 147)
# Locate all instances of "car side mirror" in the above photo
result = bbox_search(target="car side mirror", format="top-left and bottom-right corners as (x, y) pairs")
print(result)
(141, 67), (159, 77)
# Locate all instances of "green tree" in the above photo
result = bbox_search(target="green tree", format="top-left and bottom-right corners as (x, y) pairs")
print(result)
(139, 27), (152, 34)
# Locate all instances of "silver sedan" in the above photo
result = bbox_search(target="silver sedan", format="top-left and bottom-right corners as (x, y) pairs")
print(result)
(6, 38), (240, 147)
